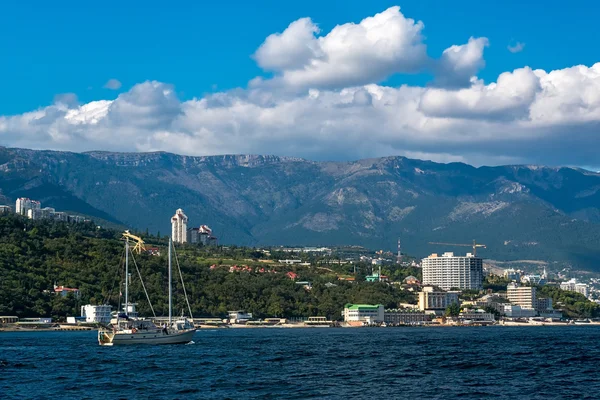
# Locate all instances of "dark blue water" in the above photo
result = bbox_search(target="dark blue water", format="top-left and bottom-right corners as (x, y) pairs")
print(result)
(1, 327), (599, 399)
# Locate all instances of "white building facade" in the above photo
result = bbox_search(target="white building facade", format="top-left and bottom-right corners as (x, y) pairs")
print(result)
(16, 198), (41, 216)
(422, 252), (483, 290)
(418, 286), (460, 312)
(342, 304), (384, 323)
(81, 304), (112, 324)
(507, 283), (536, 309)
(560, 279), (590, 298)
(171, 208), (188, 244)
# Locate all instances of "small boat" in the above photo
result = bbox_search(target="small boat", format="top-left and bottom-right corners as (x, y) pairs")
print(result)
(98, 235), (196, 346)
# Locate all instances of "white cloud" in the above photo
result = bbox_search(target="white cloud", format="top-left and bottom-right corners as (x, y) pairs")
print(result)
(254, 18), (323, 71)
(508, 42), (525, 53)
(435, 37), (489, 88)
(103, 79), (122, 90)
(1, 7), (600, 169)
(253, 6), (428, 89)
(420, 67), (541, 120)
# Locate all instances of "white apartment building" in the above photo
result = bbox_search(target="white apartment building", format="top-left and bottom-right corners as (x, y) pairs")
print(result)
(560, 279), (590, 298)
(15, 198), (41, 216)
(503, 304), (537, 318)
(81, 304), (112, 324)
(342, 304), (384, 323)
(171, 208), (188, 244)
(418, 286), (460, 312)
(422, 252), (483, 290)
(459, 310), (495, 323)
(27, 207), (56, 220)
(507, 282), (536, 309)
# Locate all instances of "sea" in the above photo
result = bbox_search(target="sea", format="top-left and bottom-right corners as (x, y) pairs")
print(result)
(1, 326), (599, 399)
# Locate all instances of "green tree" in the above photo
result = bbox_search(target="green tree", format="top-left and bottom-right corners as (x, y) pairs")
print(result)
(445, 302), (460, 317)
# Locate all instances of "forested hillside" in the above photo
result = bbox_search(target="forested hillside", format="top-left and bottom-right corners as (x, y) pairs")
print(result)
(0, 214), (418, 320)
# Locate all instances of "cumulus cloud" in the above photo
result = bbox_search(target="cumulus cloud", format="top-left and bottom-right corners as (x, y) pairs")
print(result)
(420, 67), (541, 120)
(253, 6), (428, 89)
(103, 79), (122, 90)
(1, 7), (600, 169)
(434, 37), (489, 88)
(508, 42), (525, 53)
(254, 18), (323, 71)
(3, 63), (600, 167)
(53, 93), (79, 108)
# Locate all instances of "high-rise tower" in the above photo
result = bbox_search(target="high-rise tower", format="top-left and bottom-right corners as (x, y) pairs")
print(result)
(171, 208), (188, 243)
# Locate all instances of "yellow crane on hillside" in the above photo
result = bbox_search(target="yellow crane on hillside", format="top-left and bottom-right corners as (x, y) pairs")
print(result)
(122, 230), (147, 254)
(428, 239), (486, 257)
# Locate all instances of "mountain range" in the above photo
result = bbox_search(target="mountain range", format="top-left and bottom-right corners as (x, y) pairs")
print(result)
(1, 146), (600, 269)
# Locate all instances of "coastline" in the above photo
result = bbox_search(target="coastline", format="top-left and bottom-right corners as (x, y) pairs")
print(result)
(4, 321), (600, 332)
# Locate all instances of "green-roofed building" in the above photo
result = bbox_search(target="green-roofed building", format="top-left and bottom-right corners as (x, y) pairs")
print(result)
(342, 304), (384, 325)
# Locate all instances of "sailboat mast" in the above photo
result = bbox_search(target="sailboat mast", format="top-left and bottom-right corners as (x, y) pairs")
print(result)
(168, 236), (172, 325)
(125, 238), (129, 315)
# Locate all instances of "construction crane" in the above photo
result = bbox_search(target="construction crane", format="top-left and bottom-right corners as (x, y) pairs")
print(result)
(428, 239), (486, 257)
(122, 230), (147, 254)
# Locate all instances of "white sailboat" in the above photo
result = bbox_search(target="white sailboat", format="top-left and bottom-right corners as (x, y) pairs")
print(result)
(98, 236), (196, 345)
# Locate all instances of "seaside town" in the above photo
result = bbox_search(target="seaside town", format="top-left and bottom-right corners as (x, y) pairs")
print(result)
(1, 200), (599, 332)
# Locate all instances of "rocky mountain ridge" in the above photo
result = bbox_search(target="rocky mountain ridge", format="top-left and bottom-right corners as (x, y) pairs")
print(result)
(1, 146), (600, 269)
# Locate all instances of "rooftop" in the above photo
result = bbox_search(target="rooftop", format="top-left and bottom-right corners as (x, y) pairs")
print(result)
(344, 304), (382, 310)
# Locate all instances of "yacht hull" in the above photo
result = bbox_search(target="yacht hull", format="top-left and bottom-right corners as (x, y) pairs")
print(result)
(99, 329), (196, 346)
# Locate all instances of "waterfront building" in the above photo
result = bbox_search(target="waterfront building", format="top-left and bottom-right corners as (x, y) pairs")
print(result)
(384, 309), (428, 325)
(535, 297), (553, 312)
(81, 304), (112, 324)
(418, 286), (460, 313)
(171, 208), (188, 244)
(507, 282), (536, 309)
(0, 316), (18, 323)
(458, 310), (495, 323)
(342, 304), (384, 324)
(538, 310), (564, 319)
(503, 305), (537, 318)
(228, 310), (253, 324)
(421, 252), (483, 290)
(66, 316), (86, 324)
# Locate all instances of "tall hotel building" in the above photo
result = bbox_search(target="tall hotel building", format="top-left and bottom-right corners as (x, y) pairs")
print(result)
(422, 252), (483, 290)
(171, 208), (188, 244)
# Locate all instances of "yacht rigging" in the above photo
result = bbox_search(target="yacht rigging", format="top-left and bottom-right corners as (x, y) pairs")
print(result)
(98, 234), (196, 345)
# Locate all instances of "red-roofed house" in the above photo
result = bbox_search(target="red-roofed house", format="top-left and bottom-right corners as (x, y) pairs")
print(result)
(54, 285), (80, 298)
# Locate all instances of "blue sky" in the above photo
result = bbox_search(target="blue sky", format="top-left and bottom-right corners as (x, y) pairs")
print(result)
(1, 1), (600, 168)
(1, 0), (597, 115)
